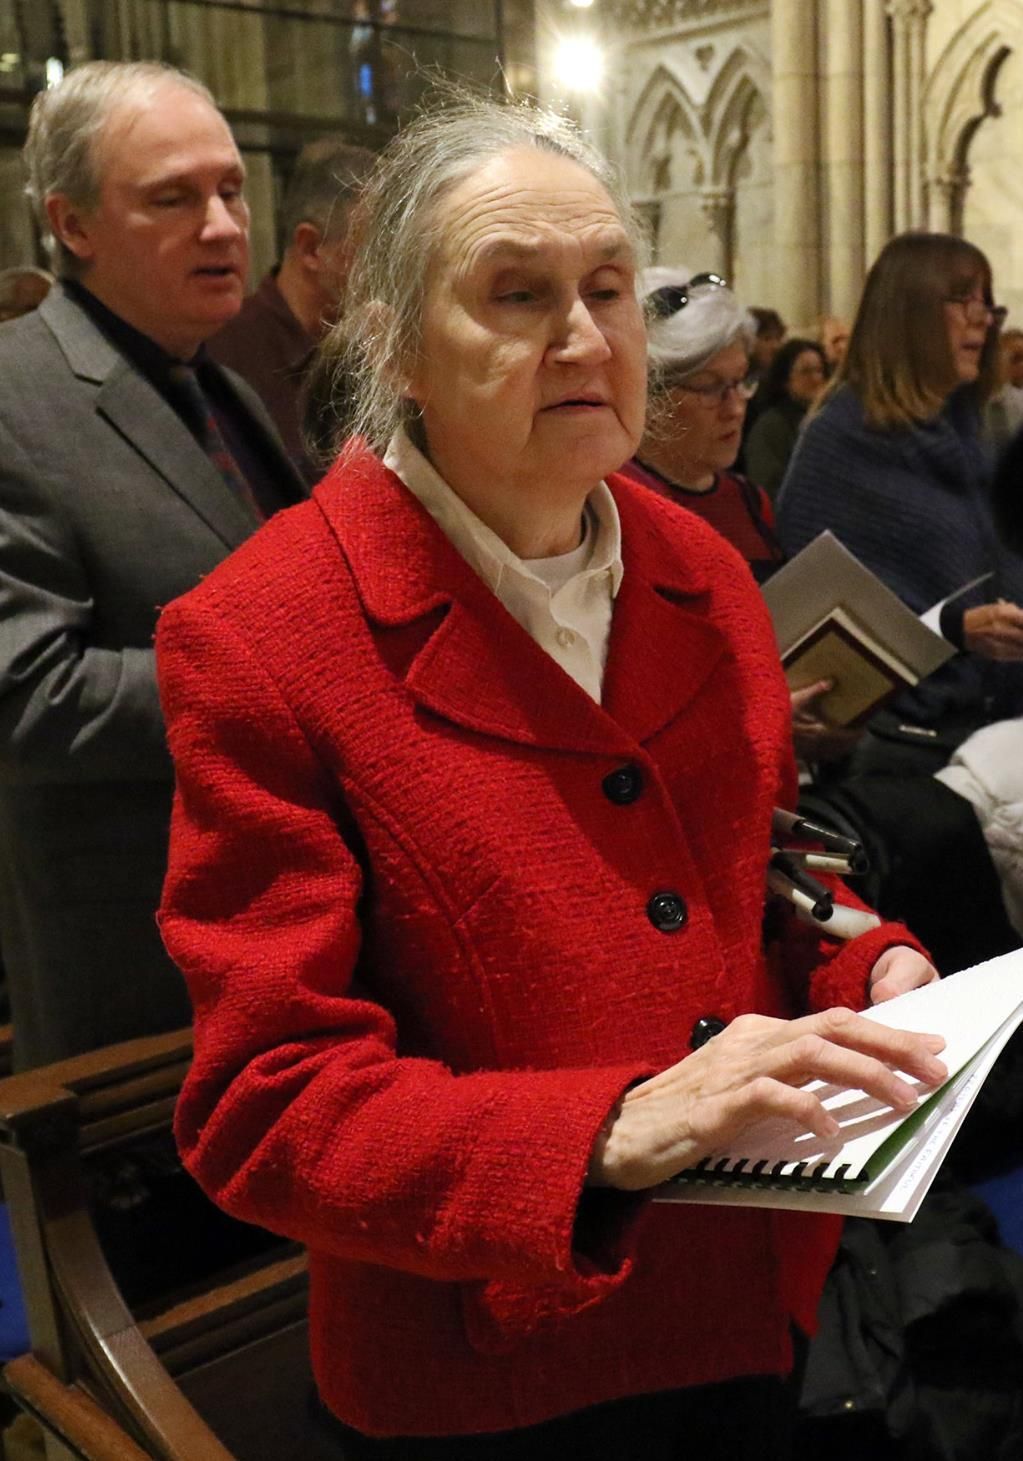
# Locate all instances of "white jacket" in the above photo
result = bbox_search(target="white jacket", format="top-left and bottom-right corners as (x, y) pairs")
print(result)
(936, 719), (1023, 937)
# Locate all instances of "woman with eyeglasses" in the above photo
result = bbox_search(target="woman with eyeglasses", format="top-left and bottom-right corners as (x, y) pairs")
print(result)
(619, 267), (784, 584)
(777, 232), (1023, 775)
(744, 338), (829, 502)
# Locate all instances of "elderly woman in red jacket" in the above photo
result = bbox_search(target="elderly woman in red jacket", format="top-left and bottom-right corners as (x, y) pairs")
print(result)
(155, 97), (943, 1460)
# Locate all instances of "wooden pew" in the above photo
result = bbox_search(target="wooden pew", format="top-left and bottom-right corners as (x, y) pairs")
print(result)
(0, 1031), (325, 1461)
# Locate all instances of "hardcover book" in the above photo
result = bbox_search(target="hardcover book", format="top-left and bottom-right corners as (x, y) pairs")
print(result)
(762, 532), (955, 727)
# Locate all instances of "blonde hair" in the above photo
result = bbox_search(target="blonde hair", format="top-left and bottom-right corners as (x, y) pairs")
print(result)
(836, 231), (999, 429)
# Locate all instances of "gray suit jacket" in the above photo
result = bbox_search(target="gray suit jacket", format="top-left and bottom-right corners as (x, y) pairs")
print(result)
(0, 285), (308, 1066)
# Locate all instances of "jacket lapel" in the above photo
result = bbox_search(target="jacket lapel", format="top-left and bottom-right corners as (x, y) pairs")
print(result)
(316, 453), (729, 754)
(96, 368), (260, 547)
(601, 478), (729, 743)
(42, 287), (261, 550)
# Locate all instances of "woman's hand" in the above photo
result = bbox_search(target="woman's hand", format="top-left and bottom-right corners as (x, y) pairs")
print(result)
(868, 945), (939, 1004)
(790, 679), (862, 762)
(963, 601), (1023, 661)
(588, 1008), (947, 1191)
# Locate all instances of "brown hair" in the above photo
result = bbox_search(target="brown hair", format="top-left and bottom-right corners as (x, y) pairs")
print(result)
(835, 231), (1000, 428)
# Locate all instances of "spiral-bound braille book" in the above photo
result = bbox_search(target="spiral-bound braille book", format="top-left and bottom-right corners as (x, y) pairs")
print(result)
(655, 949), (1023, 1222)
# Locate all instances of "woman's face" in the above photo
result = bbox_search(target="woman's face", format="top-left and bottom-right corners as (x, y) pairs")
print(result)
(943, 282), (993, 384)
(787, 348), (827, 406)
(659, 340), (750, 485)
(404, 147), (647, 519)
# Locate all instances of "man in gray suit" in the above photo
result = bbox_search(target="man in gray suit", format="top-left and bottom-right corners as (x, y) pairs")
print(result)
(0, 61), (307, 1067)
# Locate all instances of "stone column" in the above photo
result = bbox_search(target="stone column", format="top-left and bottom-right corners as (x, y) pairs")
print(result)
(862, 0), (892, 266)
(887, 0), (932, 230)
(907, 0), (931, 223)
(887, 0), (910, 230)
(822, 0), (864, 317)
(699, 187), (732, 276)
(771, 0), (820, 328)
(927, 165), (968, 235)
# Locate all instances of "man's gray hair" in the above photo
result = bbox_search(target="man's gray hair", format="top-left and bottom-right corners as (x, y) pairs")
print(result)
(280, 137), (376, 247)
(23, 60), (217, 277)
(317, 89), (647, 460)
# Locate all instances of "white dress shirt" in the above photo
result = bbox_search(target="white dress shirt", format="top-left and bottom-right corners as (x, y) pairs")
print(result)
(384, 430), (623, 702)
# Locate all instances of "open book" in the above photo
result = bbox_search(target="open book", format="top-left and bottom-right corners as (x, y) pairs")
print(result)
(654, 948), (1023, 1222)
(761, 532), (954, 726)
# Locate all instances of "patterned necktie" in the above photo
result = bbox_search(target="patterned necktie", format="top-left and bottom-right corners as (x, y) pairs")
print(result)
(168, 362), (264, 522)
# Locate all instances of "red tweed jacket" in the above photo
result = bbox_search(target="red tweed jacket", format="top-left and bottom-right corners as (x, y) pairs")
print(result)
(156, 450), (919, 1438)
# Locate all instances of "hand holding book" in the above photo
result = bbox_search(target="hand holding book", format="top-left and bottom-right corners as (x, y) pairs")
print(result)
(588, 1000), (947, 1193)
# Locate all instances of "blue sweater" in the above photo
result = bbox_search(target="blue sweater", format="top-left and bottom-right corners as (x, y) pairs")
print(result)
(776, 385), (1023, 724)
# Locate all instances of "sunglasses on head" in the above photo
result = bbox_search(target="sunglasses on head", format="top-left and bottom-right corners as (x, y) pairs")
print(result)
(646, 273), (728, 319)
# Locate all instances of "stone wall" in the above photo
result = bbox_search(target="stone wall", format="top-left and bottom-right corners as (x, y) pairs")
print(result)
(537, 0), (1023, 333)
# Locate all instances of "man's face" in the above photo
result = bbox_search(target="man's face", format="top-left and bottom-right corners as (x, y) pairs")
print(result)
(54, 83), (250, 358)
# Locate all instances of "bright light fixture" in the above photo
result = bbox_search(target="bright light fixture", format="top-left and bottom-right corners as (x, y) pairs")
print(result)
(553, 35), (605, 92)
(569, 0), (596, 9)
(45, 57), (65, 88)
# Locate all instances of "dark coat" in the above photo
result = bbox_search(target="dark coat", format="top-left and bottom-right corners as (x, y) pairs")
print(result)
(776, 385), (1023, 726)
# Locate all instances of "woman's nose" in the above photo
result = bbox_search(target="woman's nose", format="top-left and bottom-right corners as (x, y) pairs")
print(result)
(551, 298), (612, 364)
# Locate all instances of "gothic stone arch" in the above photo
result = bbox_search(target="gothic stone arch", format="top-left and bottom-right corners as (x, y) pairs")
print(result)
(924, 0), (1023, 232)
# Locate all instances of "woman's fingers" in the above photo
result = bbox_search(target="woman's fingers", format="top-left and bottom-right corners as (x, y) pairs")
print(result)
(595, 1008), (948, 1189)
(759, 1027), (941, 1114)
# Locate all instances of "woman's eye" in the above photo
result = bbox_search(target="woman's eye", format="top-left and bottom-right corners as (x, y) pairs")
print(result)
(496, 290), (535, 304)
(589, 287), (620, 302)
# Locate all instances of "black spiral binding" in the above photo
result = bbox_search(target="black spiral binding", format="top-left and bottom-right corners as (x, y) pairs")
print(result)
(671, 1155), (867, 1196)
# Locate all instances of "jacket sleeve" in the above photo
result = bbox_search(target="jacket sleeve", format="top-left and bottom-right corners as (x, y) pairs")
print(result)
(0, 420), (169, 783)
(157, 592), (651, 1299)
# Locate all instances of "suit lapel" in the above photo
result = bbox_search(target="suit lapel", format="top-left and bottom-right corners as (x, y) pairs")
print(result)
(96, 367), (260, 547)
(316, 454), (731, 755)
(41, 287), (261, 550)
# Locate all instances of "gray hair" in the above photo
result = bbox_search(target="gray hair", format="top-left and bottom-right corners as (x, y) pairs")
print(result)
(23, 60), (217, 278)
(641, 265), (756, 386)
(281, 137), (376, 247)
(318, 90), (647, 460)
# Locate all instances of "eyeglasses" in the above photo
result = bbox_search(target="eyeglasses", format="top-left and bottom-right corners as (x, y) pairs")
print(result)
(646, 272), (729, 319)
(944, 296), (1009, 327)
(667, 375), (758, 407)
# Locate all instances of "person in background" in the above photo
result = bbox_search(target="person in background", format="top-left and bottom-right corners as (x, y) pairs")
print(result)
(739, 304), (787, 466)
(745, 338), (828, 501)
(777, 231), (1023, 777)
(0, 61), (306, 1069)
(985, 326), (1023, 457)
(818, 316), (849, 372)
(157, 106), (941, 1458)
(209, 136), (376, 483)
(0, 266), (53, 323)
(619, 269), (854, 764)
(618, 267), (781, 582)
(750, 305), (787, 377)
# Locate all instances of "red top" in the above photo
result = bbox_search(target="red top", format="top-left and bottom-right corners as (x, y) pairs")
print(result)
(619, 457), (784, 582)
(156, 451), (919, 1438)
